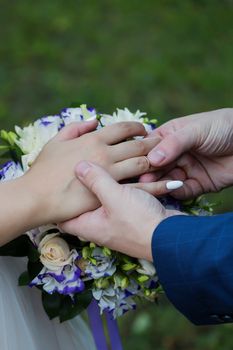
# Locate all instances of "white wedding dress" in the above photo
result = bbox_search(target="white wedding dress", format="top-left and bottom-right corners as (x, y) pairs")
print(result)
(0, 256), (96, 350)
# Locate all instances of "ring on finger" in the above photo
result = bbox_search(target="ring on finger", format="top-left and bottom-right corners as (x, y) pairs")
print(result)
(143, 156), (151, 170)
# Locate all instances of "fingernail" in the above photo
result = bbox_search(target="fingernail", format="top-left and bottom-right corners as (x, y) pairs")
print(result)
(148, 150), (166, 164)
(76, 161), (92, 178)
(166, 180), (183, 190)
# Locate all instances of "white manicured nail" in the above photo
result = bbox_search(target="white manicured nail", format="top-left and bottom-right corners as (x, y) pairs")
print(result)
(166, 180), (183, 190)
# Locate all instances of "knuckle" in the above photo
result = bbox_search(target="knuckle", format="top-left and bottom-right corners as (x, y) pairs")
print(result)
(94, 150), (109, 166)
(178, 153), (195, 168)
(119, 122), (134, 134)
(119, 122), (145, 136)
(86, 133), (99, 145)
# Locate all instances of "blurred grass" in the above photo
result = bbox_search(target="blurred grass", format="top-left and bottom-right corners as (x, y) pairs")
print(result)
(0, 0), (233, 349)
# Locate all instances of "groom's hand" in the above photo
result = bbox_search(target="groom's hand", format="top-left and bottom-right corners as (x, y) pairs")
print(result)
(59, 161), (182, 261)
(140, 108), (233, 199)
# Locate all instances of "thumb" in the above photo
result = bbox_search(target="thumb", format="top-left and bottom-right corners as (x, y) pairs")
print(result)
(75, 161), (121, 209)
(147, 125), (196, 166)
(54, 119), (98, 141)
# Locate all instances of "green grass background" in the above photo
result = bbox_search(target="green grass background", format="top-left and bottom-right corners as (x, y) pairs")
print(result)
(0, 0), (233, 349)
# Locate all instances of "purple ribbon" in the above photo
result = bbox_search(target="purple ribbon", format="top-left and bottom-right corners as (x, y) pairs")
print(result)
(87, 300), (108, 350)
(105, 310), (123, 350)
(88, 300), (123, 350)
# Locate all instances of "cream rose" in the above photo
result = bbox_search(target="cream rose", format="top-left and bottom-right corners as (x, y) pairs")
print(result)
(39, 233), (73, 271)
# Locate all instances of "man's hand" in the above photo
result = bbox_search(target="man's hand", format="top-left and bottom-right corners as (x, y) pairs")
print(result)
(140, 108), (233, 199)
(59, 161), (182, 261)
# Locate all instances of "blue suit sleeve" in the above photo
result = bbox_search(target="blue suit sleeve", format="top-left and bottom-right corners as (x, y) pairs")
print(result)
(152, 213), (233, 325)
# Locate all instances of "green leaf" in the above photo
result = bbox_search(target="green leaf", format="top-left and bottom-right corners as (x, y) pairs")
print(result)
(18, 271), (31, 286)
(0, 130), (10, 143)
(27, 260), (43, 280)
(42, 292), (62, 320)
(0, 150), (12, 159)
(8, 131), (17, 146)
(59, 290), (92, 323)
(0, 235), (30, 257)
(28, 242), (40, 262)
(9, 144), (23, 164)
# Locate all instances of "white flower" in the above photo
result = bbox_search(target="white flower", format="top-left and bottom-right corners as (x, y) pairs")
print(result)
(61, 105), (97, 126)
(85, 247), (116, 279)
(100, 108), (146, 126)
(136, 259), (156, 276)
(39, 233), (73, 271)
(0, 161), (24, 182)
(15, 117), (62, 171)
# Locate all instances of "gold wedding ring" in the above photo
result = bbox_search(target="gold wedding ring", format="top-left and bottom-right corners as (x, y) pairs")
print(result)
(143, 156), (151, 170)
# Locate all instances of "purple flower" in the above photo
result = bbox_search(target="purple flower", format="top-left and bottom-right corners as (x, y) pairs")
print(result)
(30, 263), (85, 296)
(0, 161), (24, 182)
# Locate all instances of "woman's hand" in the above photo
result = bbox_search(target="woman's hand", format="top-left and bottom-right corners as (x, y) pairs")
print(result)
(59, 161), (183, 261)
(25, 120), (163, 225)
(0, 120), (97, 245)
(140, 108), (233, 199)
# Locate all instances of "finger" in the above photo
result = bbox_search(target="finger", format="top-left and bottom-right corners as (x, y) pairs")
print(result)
(147, 124), (197, 167)
(162, 167), (187, 182)
(139, 172), (164, 183)
(95, 122), (147, 144)
(54, 120), (98, 141)
(127, 180), (183, 196)
(75, 161), (121, 209)
(158, 164), (206, 200)
(111, 137), (161, 162)
(113, 156), (156, 181)
(146, 129), (162, 139)
(139, 159), (180, 183)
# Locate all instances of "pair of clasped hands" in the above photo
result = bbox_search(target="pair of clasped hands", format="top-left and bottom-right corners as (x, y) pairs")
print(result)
(2, 108), (233, 261)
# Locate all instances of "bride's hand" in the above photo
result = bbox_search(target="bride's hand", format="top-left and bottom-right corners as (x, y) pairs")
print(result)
(24, 120), (163, 226)
(140, 108), (233, 199)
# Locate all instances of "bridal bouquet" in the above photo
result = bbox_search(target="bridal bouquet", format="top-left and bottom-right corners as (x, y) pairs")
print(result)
(0, 105), (213, 323)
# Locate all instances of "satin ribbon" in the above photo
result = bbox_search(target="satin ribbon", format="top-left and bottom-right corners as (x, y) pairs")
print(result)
(88, 300), (123, 350)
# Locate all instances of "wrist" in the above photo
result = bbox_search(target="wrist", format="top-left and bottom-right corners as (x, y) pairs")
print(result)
(147, 209), (186, 261)
(0, 175), (44, 245)
(18, 173), (49, 228)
